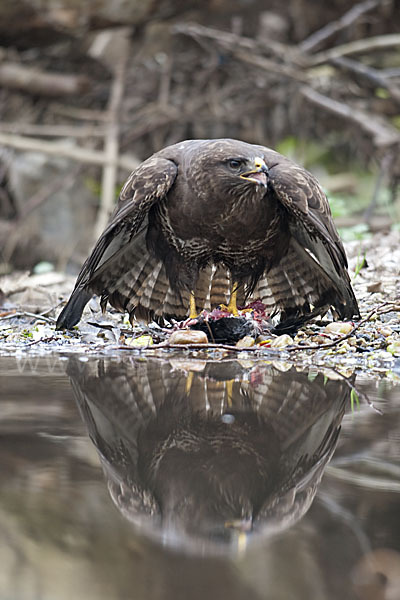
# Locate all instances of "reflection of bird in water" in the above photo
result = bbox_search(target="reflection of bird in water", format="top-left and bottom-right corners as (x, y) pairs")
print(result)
(68, 357), (349, 553)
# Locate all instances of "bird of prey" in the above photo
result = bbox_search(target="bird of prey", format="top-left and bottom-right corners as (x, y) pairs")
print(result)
(56, 138), (359, 329)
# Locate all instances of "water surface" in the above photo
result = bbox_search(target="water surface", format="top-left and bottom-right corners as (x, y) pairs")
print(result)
(1, 354), (399, 599)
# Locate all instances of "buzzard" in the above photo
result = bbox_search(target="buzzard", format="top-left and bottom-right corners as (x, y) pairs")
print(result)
(56, 138), (359, 330)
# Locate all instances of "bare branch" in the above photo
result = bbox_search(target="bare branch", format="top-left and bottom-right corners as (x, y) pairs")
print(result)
(300, 86), (400, 148)
(310, 33), (400, 66)
(0, 131), (139, 171)
(0, 62), (90, 97)
(331, 56), (400, 103)
(173, 21), (304, 66)
(299, 0), (383, 53)
(0, 122), (106, 138)
(95, 28), (130, 240)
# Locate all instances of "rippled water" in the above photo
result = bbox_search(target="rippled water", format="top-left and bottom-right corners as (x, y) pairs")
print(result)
(1, 354), (399, 600)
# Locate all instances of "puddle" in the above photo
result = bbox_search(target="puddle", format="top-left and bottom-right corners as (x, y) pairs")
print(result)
(0, 354), (399, 599)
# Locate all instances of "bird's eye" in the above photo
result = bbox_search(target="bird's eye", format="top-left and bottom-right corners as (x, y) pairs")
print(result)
(227, 159), (242, 170)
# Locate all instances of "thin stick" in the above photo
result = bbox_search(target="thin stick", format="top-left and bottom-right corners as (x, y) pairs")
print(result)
(300, 86), (400, 148)
(173, 22), (300, 65)
(321, 366), (382, 414)
(310, 33), (400, 66)
(0, 131), (139, 171)
(331, 57), (400, 104)
(0, 122), (106, 138)
(0, 62), (90, 97)
(0, 311), (56, 324)
(299, 0), (382, 53)
(95, 28), (131, 240)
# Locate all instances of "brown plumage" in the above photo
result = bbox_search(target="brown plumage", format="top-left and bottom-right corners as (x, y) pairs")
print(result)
(56, 138), (359, 329)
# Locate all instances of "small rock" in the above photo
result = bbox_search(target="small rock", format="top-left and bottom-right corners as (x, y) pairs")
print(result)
(236, 335), (255, 349)
(324, 322), (353, 334)
(168, 330), (208, 345)
(33, 261), (54, 275)
(311, 335), (326, 344)
(379, 327), (392, 337)
(270, 334), (293, 349)
(387, 341), (400, 356)
(366, 281), (383, 293)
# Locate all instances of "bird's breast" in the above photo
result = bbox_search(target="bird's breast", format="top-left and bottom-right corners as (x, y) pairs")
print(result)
(155, 190), (284, 263)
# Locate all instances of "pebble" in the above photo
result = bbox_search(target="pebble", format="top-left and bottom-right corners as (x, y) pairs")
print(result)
(168, 330), (208, 345)
(324, 322), (353, 334)
(387, 341), (400, 356)
(379, 327), (393, 336)
(236, 335), (255, 349)
(269, 334), (293, 349)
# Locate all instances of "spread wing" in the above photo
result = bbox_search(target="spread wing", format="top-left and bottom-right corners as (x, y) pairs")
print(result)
(56, 156), (177, 329)
(255, 148), (359, 320)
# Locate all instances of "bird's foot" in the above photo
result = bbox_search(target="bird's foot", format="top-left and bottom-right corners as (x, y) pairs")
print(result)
(219, 285), (239, 316)
(189, 291), (198, 319)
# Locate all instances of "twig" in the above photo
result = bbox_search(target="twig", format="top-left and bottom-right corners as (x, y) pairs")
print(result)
(0, 131), (139, 171)
(40, 301), (65, 318)
(50, 103), (111, 122)
(174, 22), (307, 83)
(300, 85), (400, 148)
(173, 22), (302, 65)
(158, 55), (173, 108)
(234, 50), (309, 83)
(331, 57), (400, 103)
(0, 62), (90, 97)
(0, 311), (56, 324)
(299, 0), (382, 53)
(0, 122), (106, 138)
(286, 301), (399, 352)
(94, 28), (130, 240)
(321, 366), (382, 414)
(310, 33), (400, 66)
(24, 336), (57, 347)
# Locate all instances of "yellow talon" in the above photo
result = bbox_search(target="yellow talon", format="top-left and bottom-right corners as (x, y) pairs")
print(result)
(189, 291), (197, 319)
(227, 283), (239, 316)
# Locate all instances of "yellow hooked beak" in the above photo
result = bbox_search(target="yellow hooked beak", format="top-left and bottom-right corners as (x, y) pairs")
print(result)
(240, 156), (269, 186)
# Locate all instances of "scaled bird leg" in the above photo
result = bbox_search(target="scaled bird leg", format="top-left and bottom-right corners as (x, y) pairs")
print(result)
(227, 283), (239, 316)
(189, 291), (197, 319)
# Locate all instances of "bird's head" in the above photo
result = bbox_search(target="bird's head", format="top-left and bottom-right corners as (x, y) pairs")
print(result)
(187, 141), (270, 202)
(229, 155), (269, 187)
